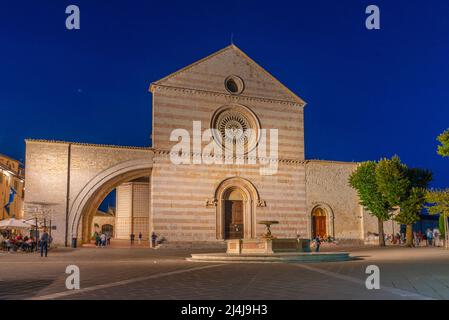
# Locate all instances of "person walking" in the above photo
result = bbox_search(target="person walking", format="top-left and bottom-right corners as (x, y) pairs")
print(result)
(433, 228), (440, 247)
(130, 233), (135, 245)
(138, 232), (142, 245)
(40, 228), (49, 257)
(151, 232), (158, 248)
(94, 232), (101, 247)
(426, 228), (433, 247)
(100, 233), (106, 248)
(314, 236), (321, 252)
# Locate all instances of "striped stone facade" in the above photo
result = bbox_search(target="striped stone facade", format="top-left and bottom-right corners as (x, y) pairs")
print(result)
(149, 45), (307, 242)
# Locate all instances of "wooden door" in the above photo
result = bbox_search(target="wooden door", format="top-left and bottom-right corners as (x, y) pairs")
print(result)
(224, 200), (244, 239)
(313, 216), (326, 238)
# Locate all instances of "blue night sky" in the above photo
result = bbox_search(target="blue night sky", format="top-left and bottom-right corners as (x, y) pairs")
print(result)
(1, 0), (448, 191)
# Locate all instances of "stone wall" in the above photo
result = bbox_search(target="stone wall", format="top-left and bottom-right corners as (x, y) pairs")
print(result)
(151, 154), (307, 242)
(305, 160), (362, 240)
(305, 160), (400, 242)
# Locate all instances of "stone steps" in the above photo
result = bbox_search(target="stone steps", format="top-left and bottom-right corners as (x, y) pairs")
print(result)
(187, 252), (352, 263)
(157, 241), (227, 250)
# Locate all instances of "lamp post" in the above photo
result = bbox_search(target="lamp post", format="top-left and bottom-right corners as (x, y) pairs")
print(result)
(35, 216), (38, 252)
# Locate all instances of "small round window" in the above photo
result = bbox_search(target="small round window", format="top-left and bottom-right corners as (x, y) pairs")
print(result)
(224, 76), (244, 95)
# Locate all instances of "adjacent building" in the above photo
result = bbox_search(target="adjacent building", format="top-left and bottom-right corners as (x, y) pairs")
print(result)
(0, 153), (24, 220)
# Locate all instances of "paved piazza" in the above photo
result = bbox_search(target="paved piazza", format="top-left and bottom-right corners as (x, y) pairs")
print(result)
(0, 246), (448, 300)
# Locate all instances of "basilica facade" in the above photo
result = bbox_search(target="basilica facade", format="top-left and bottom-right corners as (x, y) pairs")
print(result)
(24, 45), (397, 246)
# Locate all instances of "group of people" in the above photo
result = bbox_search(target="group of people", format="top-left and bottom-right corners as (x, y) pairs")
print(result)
(311, 235), (335, 252)
(92, 231), (111, 247)
(0, 229), (51, 257)
(421, 228), (441, 247)
(385, 228), (442, 247)
(130, 232), (158, 247)
(92, 231), (159, 247)
(1, 233), (37, 252)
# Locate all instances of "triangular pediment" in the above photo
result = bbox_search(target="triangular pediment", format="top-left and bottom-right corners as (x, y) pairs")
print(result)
(150, 45), (305, 106)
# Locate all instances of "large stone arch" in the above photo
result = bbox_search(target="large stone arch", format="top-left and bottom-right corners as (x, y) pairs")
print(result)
(213, 177), (262, 240)
(69, 158), (152, 244)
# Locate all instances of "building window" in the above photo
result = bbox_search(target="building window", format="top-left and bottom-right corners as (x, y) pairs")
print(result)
(225, 75), (244, 95)
(211, 104), (260, 154)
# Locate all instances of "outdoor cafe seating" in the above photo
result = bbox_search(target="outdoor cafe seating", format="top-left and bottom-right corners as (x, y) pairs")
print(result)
(0, 218), (46, 253)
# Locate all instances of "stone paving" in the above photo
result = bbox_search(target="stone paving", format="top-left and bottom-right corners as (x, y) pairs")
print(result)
(0, 246), (448, 300)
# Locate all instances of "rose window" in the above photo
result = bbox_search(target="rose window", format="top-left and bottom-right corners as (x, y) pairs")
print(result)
(211, 105), (260, 154)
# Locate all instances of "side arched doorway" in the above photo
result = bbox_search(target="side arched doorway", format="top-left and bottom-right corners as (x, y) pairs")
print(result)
(312, 207), (326, 238)
(311, 204), (335, 239)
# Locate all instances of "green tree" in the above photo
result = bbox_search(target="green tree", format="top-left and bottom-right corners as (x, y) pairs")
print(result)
(376, 156), (432, 247)
(349, 161), (392, 246)
(437, 129), (449, 157)
(426, 189), (449, 249)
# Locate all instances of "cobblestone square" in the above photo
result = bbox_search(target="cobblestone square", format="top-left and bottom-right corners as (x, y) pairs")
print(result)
(0, 246), (448, 300)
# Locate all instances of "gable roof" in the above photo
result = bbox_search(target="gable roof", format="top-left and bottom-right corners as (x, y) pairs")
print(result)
(150, 44), (306, 106)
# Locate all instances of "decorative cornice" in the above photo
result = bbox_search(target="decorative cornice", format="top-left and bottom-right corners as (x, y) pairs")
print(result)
(153, 149), (306, 165)
(25, 139), (153, 151)
(305, 159), (360, 166)
(0, 164), (24, 180)
(150, 84), (305, 108)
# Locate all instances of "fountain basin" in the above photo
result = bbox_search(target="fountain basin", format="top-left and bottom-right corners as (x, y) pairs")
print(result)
(187, 252), (351, 263)
(226, 238), (311, 254)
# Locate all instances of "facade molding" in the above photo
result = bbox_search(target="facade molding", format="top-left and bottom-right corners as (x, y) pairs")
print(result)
(151, 84), (305, 108)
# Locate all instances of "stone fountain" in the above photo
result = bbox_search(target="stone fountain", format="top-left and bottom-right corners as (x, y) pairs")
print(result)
(226, 220), (311, 254)
(188, 220), (351, 263)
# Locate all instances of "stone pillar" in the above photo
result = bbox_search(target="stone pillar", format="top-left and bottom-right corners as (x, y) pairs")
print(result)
(115, 179), (150, 240)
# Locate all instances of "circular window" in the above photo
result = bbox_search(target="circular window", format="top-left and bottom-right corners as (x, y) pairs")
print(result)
(224, 76), (244, 95)
(211, 104), (260, 153)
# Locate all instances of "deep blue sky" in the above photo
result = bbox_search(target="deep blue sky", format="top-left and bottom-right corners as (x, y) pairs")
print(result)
(1, 0), (448, 191)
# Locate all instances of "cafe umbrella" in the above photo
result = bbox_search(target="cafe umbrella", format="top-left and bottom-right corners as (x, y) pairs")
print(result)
(0, 218), (32, 229)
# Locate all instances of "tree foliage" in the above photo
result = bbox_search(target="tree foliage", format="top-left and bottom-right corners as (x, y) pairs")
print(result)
(349, 156), (432, 247)
(349, 161), (392, 246)
(395, 187), (426, 225)
(349, 161), (391, 221)
(437, 129), (449, 157)
(376, 156), (410, 206)
(426, 189), (449, 217)
(376, 156), (432, 225)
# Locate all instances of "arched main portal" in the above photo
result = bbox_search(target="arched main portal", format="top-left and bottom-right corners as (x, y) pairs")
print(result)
(223, 188), (244, 239)
(68, 159), (152, 245)
(214, 177), (261, 240)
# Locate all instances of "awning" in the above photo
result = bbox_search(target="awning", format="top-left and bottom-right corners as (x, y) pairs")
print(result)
(0, 218), (32, 229)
